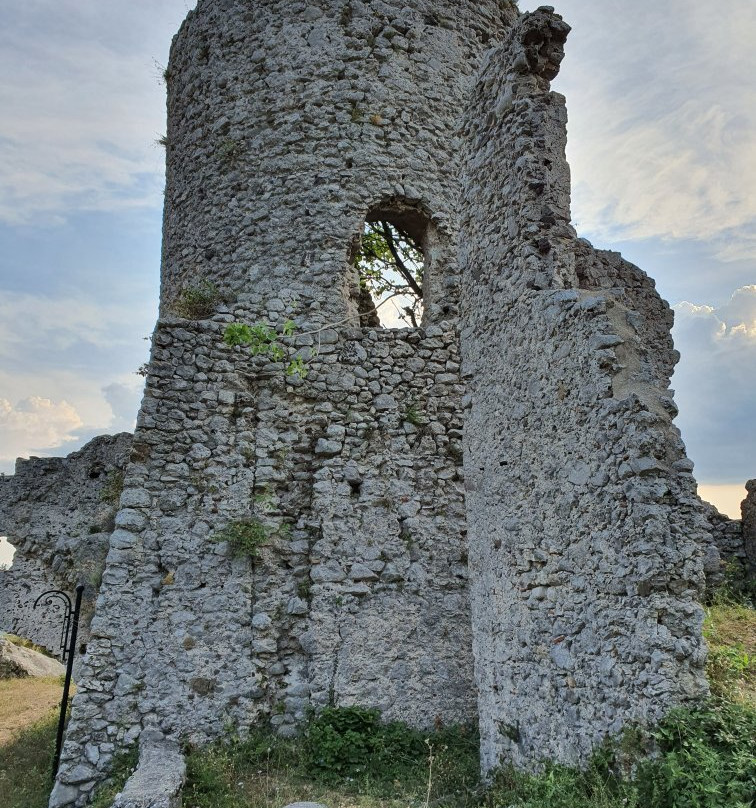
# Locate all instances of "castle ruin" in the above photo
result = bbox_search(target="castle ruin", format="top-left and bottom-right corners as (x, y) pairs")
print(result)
(0, 3), (752, 806)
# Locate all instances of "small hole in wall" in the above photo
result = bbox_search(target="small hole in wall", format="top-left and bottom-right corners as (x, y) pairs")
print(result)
(348, 201), (431, 328)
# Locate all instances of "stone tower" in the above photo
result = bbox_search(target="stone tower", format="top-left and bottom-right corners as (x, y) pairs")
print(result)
(49, 3), (713, 806)
(51, 1), (521, 805)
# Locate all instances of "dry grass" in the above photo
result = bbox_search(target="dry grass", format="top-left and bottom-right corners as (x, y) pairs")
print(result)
(0, 677), (65, 746)
(0, 678), (66, 808)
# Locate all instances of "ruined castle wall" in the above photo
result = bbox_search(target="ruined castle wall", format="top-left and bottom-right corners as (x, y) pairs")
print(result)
(0, 435), (131, 658)
(49, 4), (525, 803)
(743, 482), (756, 575)
(699, 501), (746, 591)
(459, 9), (709, 771)
(51, 319), (470, 807)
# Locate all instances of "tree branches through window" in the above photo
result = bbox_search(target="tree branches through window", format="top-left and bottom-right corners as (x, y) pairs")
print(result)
(354, 221), (424, 327)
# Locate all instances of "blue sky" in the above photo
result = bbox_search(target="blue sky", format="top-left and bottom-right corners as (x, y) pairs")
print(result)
(0, 0), (754, 523)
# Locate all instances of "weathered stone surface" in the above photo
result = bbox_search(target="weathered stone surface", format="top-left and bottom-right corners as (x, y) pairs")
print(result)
(742, 480), (756, 575)
(47, 1), (517, 803)
(459, 7), (710, 773)
(111, 741), (185, 808)
(281, 803), (328, 808)
(0, 3), (746, 807)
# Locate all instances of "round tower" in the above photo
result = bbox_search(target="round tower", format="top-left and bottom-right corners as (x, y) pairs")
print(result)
(161, 0), (518, 326)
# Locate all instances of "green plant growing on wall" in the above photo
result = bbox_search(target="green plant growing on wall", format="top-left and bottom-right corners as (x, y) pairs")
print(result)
(213, 519), (268, 559)
(100, 470), (124, 506)
(223, 319), (310, 379)
(174, 280), (221, 319)
(217, 137), (242, 165)
(213, 518), (290, 559)
(403, 399), (425, 427)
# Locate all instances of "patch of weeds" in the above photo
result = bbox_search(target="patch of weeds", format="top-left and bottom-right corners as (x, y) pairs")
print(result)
(223, 320), (310, 379)
(174, 279), (222, 319)
(704, 596), (755, 704)
(297, 580), (312, 601)
(99, 469), (124, 506)
(213, 519), (268, 559)
(303, 706), (480, 796)
(635, 700), (756, 808)
(217, 138), (242, 165)
(490, 700), (756, 808)
(156, 134), (169, 147)
(89, 746), (139, 808)
(0, 711), (58, 808)
(403, 399), (425, 427)
(715, 560), (756, 607)
(213, 519), (290, 560)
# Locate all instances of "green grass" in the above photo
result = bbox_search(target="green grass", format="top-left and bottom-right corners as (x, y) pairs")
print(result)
(181, 599), (756, 808)
(0, 711), (57, 808)
(704, 596), (755, 705)
(88, 746), (138, 808)
(1, 598), (753, 808)
(184, 715), (481, 808)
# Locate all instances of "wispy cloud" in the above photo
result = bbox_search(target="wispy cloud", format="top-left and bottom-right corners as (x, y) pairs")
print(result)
(672, 285), (756, 483)
(544, 0), (756, 261)
(0, 0), (193, 224)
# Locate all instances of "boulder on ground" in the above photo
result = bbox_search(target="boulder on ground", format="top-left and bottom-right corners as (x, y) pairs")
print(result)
(0, 635), (65, 678)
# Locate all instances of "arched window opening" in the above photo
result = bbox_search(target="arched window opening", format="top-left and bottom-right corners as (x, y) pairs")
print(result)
(350, 204), (431, 328)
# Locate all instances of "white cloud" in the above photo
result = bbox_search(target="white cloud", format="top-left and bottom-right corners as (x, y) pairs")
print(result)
(0, 396), (83, 467)
(543, 0), (756, 261)
(0, 289), (148, 472)
(672, 285), (756, 483)
(102, 382), (142, 432)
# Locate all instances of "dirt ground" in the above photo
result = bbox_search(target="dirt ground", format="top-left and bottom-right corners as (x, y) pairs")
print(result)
(0, 677), (64, 746)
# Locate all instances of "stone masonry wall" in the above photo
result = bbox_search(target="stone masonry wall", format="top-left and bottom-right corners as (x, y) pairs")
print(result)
(741, 480), (756, 576)
(700, 501), (746, 592)
(50, 2), (520, 803)
(51, 318), (470, 807)
(459, 9), (710, 771)
(160, 0), (518, 329)
(0, 435), (132, 659)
